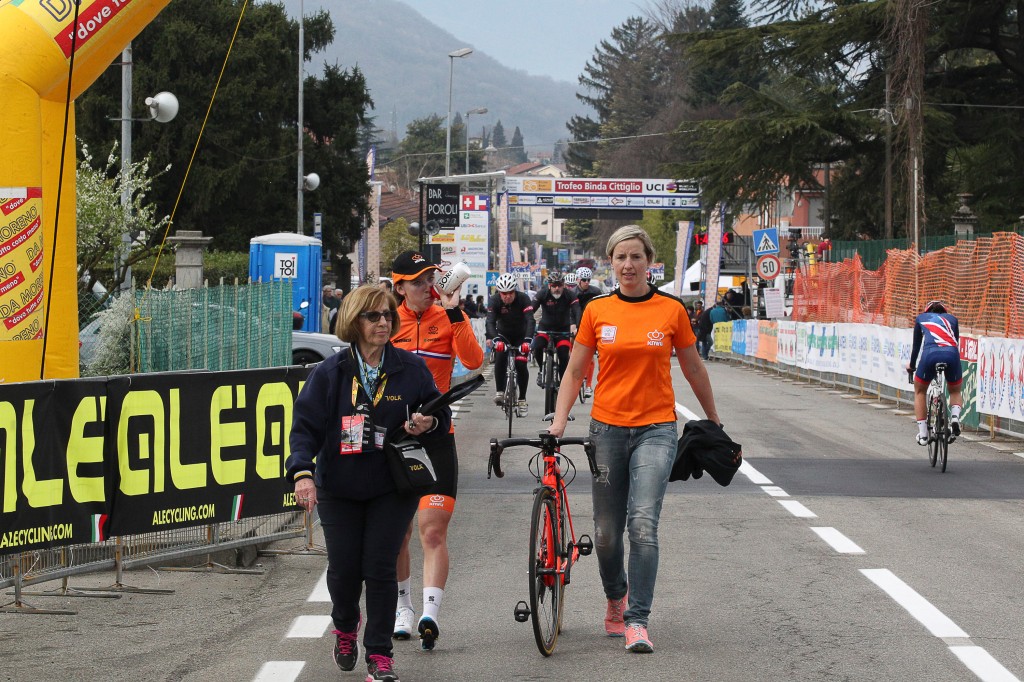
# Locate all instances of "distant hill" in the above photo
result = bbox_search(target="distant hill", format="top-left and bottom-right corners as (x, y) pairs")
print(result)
(273, 0), (588, 155)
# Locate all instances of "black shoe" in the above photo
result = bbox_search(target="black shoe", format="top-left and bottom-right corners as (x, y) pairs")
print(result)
(536, 373), (543, 388)
(332, 629), (359, 672)
(418, 616), (439, 651)
(366, 654), (399, 681)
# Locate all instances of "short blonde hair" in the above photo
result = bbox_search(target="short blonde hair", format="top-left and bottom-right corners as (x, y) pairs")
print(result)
(606, 224), (656, 261)
(335, 285), (400, 344)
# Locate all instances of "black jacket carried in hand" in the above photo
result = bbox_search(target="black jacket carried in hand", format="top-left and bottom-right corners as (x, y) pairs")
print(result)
(671, 419), (743, 486)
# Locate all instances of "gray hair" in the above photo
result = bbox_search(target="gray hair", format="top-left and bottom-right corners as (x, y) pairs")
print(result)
(606, 224), (655, 261)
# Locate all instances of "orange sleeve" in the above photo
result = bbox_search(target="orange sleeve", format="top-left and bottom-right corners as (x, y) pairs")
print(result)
(450, 310), (484, 370)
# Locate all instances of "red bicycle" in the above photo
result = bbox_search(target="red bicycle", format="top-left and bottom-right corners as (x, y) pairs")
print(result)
(488, 433), (598, 656)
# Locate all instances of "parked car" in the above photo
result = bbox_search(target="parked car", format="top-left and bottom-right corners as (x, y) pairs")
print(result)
(292, 330), (347, 365)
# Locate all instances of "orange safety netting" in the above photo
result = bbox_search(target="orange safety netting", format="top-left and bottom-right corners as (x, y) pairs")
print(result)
(792, 232), (1024, 337)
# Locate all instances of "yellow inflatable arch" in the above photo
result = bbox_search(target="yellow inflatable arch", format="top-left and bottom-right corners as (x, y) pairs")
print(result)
(0, 0), (170, 383)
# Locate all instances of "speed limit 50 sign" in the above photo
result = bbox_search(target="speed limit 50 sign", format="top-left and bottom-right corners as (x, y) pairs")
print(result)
(756, 254), (781, 281)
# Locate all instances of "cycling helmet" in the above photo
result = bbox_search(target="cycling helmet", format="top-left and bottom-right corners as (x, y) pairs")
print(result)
(495, 272), (518, 292)
(923, 300), (947, 314)
(576, 266), (593, 280)
(564, 272), (578, 286)
(547, 271), (565, 285)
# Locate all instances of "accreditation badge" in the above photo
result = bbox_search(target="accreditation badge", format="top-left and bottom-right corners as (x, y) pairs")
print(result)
(340, 415), (365, 455)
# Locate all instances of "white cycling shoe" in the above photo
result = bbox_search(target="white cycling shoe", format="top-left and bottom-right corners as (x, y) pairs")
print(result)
(393, 607), (415, 640)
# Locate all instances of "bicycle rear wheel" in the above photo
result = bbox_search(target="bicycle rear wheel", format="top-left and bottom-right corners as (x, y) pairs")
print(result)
(528, 487), (563, 656)
(927, 395), (939, 467)
(936, 406), (949, 472)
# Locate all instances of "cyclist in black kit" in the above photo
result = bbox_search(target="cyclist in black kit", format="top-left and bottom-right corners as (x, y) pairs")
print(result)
(532, 271), (579, 386)
(486, 273), (536, 416)
(572, 267), (604, 398)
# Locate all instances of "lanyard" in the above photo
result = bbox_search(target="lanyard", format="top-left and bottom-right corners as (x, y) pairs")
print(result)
(352, 373), (387, 408)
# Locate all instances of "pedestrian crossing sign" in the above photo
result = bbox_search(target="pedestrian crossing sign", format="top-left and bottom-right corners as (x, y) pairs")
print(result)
(753, 227), (780, 256)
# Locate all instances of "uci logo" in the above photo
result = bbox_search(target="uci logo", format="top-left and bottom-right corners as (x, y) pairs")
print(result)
(647, 329), (665, 347)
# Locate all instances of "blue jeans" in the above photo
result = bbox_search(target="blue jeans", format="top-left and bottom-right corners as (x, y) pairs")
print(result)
(588, 419), (677, 627)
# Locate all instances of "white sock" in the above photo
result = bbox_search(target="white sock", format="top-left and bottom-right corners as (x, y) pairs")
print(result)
(422, 587), (444, 622)
(917, 420), (928, 437)
(397, 579), (413, 611)
(951, 405), (961, 420)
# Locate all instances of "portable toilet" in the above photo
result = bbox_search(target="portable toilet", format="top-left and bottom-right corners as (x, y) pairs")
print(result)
(249, 233), (322, 332)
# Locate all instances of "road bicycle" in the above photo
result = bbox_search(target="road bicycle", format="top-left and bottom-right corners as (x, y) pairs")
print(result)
(488, 432), (597, 656)
(538, 331), (572, 417)
(926, 362), (952, 472)
(493, 335), (527, 437)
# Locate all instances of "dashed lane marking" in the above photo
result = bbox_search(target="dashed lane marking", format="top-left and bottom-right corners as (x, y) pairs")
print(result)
(253, 661), (304, 682)
(860, 569), (968, 638)
(949, 646), (1023, 682)
(810, 526), (865, 554)
(777, 499), (817, 518)
(307, 567), (330, 602)
(286, 615), (333, 638)
(761, 485), (788, 497)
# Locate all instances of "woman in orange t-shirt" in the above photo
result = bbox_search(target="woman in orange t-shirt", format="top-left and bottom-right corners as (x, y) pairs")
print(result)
(549, 225), (720, 655)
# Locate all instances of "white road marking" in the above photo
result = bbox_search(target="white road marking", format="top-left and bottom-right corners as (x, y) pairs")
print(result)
(810, 527), (865, 554)
(740, 460), (773, 485)
(286, 615), (333, 638)
(674, 401), (700, 421)
(253, 661), (304, 682)
(778, 499), (817, 518)
(860, 569), (968, 638)
(761, 485), (788, 497)
(307, 568), (330, 602)
(949, 646), (1023, 682)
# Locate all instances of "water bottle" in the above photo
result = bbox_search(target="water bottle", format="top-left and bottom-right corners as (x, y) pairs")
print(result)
(436, 262), (472, 295)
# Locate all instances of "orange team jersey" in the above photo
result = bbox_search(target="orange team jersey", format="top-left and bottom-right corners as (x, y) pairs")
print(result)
(392, 301), (483, 428)
(576, 288), (695, 427)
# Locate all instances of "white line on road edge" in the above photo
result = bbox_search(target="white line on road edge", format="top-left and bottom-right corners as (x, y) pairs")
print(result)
(810, 526), (865, 554)
(253, 661), (304, 682)
(740, 460), (773, 485)
(778, 499), (817, 518)
(674, 401), (700, 421)
(307, 568), (330, 602)
(761, 485), (788, 497)
(949, 646), (1023, 682)
(286, 615), (333, 638)
(860, 569), (968, 638)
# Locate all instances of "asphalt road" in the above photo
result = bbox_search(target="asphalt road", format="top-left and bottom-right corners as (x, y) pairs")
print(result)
(3, 359), (1023, 682)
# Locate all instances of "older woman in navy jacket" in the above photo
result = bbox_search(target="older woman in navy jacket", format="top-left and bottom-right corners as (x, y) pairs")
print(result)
(288, 285), (449, 682)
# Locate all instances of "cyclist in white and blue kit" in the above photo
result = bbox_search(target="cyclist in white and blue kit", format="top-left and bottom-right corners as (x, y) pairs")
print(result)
(907, 300), (963, 445)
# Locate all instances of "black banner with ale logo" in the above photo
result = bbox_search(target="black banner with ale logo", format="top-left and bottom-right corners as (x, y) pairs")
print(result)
(0, 366), (312, 554)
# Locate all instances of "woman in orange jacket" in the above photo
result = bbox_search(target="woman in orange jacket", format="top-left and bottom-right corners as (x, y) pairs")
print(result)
(388, 251), (483, 650)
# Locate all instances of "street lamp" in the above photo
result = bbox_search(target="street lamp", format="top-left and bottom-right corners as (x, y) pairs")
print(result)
(445, 47), (473, 178)
(296, 0), (319, 233)
(465, 107), (487, 174)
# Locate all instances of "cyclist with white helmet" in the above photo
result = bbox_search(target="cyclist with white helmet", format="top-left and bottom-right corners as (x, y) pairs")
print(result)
(572, 266), (606, 399)
(532, 271), (580, 387)
(485, 273), (536, 415)
(907, 300), (963, 444)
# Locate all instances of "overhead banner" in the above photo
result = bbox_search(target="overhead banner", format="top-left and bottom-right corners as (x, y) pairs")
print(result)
(505, 176), (700, 210)
(0, 367), (312, 554)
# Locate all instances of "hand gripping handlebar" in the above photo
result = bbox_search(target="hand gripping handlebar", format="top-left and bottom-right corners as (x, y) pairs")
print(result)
(488, 433), (597, 480)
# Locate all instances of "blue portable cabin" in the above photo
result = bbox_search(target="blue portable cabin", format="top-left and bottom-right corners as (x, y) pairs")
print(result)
(249, 232), (322, 332)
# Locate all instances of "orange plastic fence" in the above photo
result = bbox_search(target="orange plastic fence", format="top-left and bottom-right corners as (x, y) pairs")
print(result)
(792, 232), (1024, 337)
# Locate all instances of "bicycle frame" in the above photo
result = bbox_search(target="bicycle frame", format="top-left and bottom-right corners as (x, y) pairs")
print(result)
(927, 362), (950, 472)
(488, 433), (597, 656)
(538, 332), (572, 417)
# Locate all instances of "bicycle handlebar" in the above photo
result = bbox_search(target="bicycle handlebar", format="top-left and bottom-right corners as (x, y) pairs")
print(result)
(488, 434), (597, 481)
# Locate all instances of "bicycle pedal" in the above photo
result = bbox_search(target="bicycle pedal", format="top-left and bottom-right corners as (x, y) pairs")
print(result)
(577, 534), (593, 556)
(513, 600), (531, 623)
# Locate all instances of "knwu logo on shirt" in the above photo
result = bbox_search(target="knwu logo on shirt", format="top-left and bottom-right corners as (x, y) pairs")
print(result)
(647, 330), (665, 347)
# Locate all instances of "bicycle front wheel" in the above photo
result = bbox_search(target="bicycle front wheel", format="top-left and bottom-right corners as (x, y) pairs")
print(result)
(543, 355), (557, 416)
(505, 366), (516, 437)
(528, 487), (563, 656)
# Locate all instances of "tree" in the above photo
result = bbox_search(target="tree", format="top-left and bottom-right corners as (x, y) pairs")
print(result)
(76, 141), (170, 304)
(72, 0), (373, 252)
(379, 218), (418, 274)
(392, 114), (446, 192)
(510, 126), (529, 164)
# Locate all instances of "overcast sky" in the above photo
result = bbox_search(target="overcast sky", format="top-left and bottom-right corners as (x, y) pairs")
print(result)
(399, 0), (650, 83)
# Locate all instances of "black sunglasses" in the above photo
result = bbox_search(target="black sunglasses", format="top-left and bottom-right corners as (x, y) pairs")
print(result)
(550, 282), (564, 287)
(359, 310), (395, 323)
